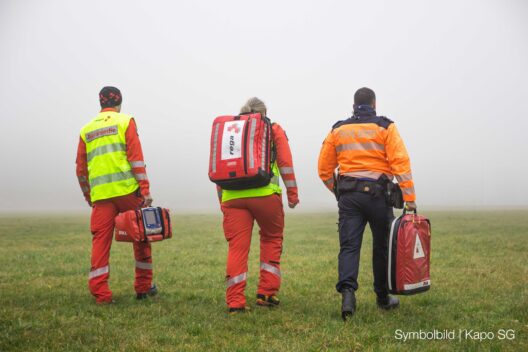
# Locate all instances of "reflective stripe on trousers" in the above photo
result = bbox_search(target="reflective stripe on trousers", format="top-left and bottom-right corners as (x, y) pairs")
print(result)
(135, 261), (152, 270)
(260, 262), (281, 277)
(89, 265), (109, 280)
(226, 272), (247, 288)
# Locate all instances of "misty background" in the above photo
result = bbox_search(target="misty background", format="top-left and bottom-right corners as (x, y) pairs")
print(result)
(0, 0), (527, 213)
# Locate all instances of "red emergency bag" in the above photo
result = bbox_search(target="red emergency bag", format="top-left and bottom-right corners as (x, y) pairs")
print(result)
(114, 207), (172, 243)
(388, 210), (431, 295)
(208, 113), (273, 190)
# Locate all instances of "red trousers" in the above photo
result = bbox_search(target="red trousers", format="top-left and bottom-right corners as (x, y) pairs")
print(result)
(221, 194), (284, 308)
(89, 191), (152, 303)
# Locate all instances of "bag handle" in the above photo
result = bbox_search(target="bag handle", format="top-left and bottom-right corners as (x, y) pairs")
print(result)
(402, 208), (417, 215)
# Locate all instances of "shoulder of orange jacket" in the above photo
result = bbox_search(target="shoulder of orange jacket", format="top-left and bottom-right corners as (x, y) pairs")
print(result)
(271, 122), (290, 141)
(331, 116), (394, 130)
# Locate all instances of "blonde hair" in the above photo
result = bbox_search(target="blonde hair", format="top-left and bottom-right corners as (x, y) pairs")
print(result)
(240, 97), (267, 115)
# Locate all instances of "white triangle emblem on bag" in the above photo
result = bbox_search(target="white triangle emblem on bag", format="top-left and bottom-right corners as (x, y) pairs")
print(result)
(413, 232), (425, 259)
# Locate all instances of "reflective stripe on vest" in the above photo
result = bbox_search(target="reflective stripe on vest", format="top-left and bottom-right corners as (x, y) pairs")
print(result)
(81, 112), (138, 202)
(87, 143), (127, 162)
(221, 161), (282, 202)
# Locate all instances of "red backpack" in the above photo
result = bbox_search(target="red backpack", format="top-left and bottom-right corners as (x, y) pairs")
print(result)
(388, 210), (431, 295)
(208, 113), (274, 190)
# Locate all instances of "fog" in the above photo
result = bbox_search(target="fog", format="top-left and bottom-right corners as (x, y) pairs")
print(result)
(1, 0), (527, 212)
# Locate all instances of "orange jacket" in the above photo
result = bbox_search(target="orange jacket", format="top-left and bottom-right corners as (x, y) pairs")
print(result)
(76, 108), (150, 203)
(273, 123), (298, 205)
(318, 108), (415, 202)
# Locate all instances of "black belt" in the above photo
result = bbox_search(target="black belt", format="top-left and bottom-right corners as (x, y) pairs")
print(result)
(337, 177), (384, 197)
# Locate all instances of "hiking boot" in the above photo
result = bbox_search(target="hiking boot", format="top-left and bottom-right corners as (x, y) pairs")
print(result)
(136, 284), (158, 300)
(256, 294), (280, 307)
(228, 306), (250, 315)
(377, 295), (399, 310)
(341, 288), (356, 321)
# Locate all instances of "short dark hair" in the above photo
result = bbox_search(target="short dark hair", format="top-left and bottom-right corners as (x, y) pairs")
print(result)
(354, 87), (376, 106)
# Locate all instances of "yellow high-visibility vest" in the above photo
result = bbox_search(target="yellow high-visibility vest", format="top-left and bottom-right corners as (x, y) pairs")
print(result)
(221, 161), (282, 202)
(80, 111), (138, 202)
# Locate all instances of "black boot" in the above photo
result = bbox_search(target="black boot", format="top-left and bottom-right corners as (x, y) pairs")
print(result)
(341, 288), (356, 321)
(137, 284), (158, 300)
(377, 295), (399, 310)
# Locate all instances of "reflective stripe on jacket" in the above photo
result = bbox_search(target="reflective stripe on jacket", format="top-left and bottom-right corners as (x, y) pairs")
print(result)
(318, 107), (415, 202)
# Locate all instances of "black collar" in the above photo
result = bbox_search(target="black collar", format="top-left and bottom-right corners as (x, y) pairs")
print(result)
(353, 105), (376, 118)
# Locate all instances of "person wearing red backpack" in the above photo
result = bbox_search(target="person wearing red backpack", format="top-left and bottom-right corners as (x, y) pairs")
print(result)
(217, 97), (299, 314)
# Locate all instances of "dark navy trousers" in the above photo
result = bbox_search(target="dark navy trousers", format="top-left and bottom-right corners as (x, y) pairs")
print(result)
(336, 191), (394, 297)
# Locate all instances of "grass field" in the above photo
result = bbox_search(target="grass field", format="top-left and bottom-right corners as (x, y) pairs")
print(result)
(0, 211), (526, 351)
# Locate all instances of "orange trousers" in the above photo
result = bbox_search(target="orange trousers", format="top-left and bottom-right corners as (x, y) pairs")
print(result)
(88, 191), (152, 303)
(221, 194), (284, 308)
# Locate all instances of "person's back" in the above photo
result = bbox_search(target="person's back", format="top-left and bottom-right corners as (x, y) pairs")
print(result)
(80, 110), (139, 201)
(318, 104), (415, 205)
(216, 97), (300, 314)
(76, 86), (157, 304)
(318, 87), (416, 320)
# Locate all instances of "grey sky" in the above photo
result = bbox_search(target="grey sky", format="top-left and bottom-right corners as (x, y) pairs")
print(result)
(1, 0), (527, 212)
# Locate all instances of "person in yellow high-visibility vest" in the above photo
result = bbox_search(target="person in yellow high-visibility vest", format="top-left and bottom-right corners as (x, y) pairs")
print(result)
(76, 86), (157, 304)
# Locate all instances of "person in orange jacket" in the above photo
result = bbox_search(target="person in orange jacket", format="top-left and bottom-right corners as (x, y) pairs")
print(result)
(218, 97), (299, 314)
(318, 87), (416, 320)
(76, 86), (157, 304)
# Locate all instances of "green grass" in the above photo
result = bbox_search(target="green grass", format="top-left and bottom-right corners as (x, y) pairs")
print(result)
(0, 211), (526, 351)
